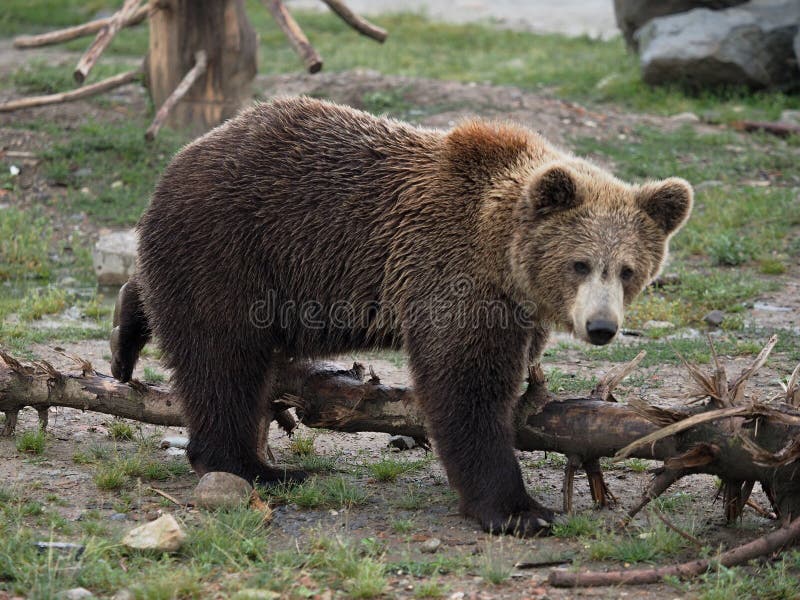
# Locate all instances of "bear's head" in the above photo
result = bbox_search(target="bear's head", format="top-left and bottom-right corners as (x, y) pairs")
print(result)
(511, 162), (692, 346)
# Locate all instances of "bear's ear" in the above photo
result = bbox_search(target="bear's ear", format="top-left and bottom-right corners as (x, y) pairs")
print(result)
(636, 178), (693, 235)
(527, 164), (581, 217)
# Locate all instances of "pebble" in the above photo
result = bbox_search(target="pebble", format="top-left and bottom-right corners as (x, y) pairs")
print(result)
(703, 310), (725, 327)
(420, 537), (441, 553)
(58, 589), (93, 600)
(109, 513), (127, 521)
(122, 514), (186, 552)
(193, 471), (253, 510)
(669, 111), (700, 123)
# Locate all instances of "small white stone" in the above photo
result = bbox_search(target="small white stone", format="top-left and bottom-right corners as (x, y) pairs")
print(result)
(9, 165), (20, 176)
(669, 112), (700, 123)
(420, 538), (441, 553)
(122, 514), (185, 552)
(59, 588), (94, 599)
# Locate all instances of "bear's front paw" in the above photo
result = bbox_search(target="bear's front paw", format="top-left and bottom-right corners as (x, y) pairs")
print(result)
(478, 503), (556, 538)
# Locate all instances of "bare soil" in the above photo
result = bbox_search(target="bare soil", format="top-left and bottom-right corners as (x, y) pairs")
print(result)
(2, 55), (798, 599)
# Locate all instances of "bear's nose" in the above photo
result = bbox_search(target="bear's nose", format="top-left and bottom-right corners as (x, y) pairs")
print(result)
(586, 319), (617, 346)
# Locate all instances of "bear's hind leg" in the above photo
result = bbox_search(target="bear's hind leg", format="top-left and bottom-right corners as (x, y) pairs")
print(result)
(173, 344), (306, 486)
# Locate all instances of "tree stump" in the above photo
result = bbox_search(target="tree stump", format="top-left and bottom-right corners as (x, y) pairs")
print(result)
(145, 0), (258, 134)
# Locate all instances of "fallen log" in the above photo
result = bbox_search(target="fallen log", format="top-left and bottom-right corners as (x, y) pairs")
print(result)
(0, 67), (143, 113)
(2, 345), (799, 519)
(732, 120), (800, 138)
(12, 5), (149, 49)
(548, 512), (800, 587)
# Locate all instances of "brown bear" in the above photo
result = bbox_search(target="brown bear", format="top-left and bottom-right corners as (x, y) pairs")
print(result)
(111, 96), (692, 536)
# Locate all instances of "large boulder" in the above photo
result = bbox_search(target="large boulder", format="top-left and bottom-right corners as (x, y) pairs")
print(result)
(614, 0), (748, 49)
(637, 0), (800, 90)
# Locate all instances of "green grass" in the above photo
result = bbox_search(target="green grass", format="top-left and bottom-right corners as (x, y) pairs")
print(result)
(266, 476), (369, 509)
(289, 431), (316, 456)
(11, 60), (136, 95)
(551, 513), (602, 538)
(0, 208), (52, 282)
(586, 520), (691, 564)
(16, 428), (46, 455)
(367, 457), (427, 482)
(18, 287), (68, 321)
(142, 366), (166, 384)
(41, 120), (185, 226)
(478, 542), (512, 585)
(107, 420), (134, 441)
(545, 368), (598, 393)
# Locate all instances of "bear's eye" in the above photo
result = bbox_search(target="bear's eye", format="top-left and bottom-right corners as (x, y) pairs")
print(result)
(573, 261), (591, 276)
(620, 266), (634, 282)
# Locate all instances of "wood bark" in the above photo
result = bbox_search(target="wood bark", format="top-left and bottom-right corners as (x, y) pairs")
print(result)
(74, 0), (143, 84)
(0, 68), (142, 113)
(145, 0), (258, 134)
(2, 352), (799, 519)
(13, 6), (149, 49)
(320, 0), (388, 42)
(145, 50), (208, 141)
(262, 0), (323, 73)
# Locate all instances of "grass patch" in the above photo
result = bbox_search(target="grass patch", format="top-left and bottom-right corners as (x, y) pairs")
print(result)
(367, 457), (427, 482)
(0, 208), (53, 282)
(42, 119), (185, 227)
(545, 368), (598, 393)
(587, 519), (691, 564)
(142, 366), (166, 384)
(267, 476), (369, 509)
(551, 513), (602, 538)
(588, 334), (765, 367)
(107, 420), (135, 441)
(16, 428), (46, 455)
(478, 542), (512, 585)
(289, 431), (316, 456)
(18, 287), (68, 321)
(11, 60), (134, 95)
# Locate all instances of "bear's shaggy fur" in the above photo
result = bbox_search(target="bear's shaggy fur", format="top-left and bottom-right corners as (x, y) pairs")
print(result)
(112, 97), (692, 535)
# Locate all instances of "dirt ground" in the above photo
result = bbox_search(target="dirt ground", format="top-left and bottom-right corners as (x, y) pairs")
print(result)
(2, 52), (799, 599)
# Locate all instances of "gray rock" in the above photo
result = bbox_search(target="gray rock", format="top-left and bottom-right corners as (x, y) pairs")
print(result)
(59, 588), (94, 600)
(111, 591), (134, 600)
(420, 537), (441, 553)
(122, 514), (186, 552)
(614, 0), (747, 49)
(193, 471), (253, 510)
(93, 230), (138, 286)
(704, 310), (726, 327)
(780, 109), (800, 125)
(388, 435), (417, 451)
(637, 1), (800, 90)
(109, 512), (127, 521)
